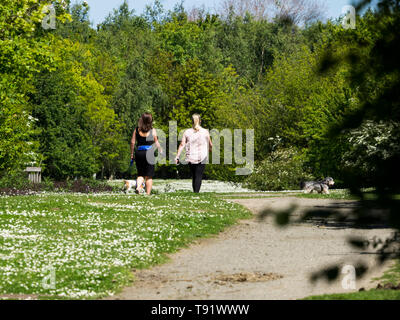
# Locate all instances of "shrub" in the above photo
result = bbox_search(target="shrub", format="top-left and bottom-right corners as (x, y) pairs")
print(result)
(204, 164), (245, 183)
(0, 173), (115, 195)
(0, 170), (41, 195)
(41, 176), (55, 191)
(52, 179), (114, 193)
(342, 120), (400, 184)
(244, 148), (314, 191)
(155, 163), (183, 179)
(0, 170), (29, 189)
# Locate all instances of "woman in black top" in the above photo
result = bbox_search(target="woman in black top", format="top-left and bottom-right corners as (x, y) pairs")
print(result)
(130, 113), (162, 195)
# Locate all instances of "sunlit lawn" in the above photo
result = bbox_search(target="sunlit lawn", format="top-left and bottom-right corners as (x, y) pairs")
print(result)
(1, 180), (396, 300)
(0, 192), (251, 299)
(294, 189), (358, 200)
(304, 289), (400, 300)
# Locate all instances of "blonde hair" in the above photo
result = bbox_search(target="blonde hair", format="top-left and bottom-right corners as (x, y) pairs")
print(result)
(192, 114), (201, 131)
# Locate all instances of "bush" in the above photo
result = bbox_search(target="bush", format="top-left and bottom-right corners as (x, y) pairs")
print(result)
(0, 170), (42, 195)
(0, 170), (30, 189)
(204, 164), (245, 183)
(51, 179), (114, 193)
(41, 176), (55, 191)
(0, 173), (115, 195)
(244, 148), (314, 191)
(155, 163), (183, 179)
(342, 120), (400, 184)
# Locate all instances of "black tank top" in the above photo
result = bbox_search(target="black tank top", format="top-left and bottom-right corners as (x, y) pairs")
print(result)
(136, 127), (154, 146)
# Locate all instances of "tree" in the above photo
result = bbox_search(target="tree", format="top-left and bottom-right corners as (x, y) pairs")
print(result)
(0, 0), (70, 174)
(218, 0), (326, 24)
(55, 1), (96, 43)
(151, 57), (235, 131)
(96, 1), (160, 140)
(31, 39), (126, 179)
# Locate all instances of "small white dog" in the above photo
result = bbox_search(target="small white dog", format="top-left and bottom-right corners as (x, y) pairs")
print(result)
(123, 180), (145, 194)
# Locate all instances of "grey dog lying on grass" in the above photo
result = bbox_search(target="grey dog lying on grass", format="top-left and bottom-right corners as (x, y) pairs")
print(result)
(300, 177), (335, 194)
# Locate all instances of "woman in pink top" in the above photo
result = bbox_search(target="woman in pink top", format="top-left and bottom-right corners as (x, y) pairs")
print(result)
(176, 114), (213, 193)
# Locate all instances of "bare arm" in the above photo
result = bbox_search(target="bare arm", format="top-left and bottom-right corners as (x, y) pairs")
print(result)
(130, 129), (136, 159)
(208, 132), (213, 152)
(176, 132), (187, 164)
(153, 129), (163, 154)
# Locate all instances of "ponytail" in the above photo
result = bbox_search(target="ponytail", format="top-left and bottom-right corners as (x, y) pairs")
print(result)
(192, 114), (201, 131)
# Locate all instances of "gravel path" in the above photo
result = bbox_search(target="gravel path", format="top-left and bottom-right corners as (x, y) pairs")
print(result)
(108, 197), (395, 300)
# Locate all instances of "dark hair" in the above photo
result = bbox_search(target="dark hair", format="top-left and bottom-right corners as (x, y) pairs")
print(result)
(138, 113), (153, 133)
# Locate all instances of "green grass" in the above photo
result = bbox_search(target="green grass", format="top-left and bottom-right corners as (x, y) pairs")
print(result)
(296, 189), (400, 201)
(0, 192), (251, 299)
(294, 189), (358, 200)
(220, 189), (357, 200)
(375, 260), (400, 286)
(304, 289), (400, 300)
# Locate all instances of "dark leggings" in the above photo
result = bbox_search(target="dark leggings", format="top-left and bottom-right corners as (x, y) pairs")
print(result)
(189, 163), (205, 193)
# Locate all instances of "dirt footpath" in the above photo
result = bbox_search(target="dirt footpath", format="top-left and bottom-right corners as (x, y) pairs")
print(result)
(107, 197), (395, 300)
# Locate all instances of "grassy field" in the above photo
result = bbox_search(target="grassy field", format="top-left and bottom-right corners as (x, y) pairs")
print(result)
(1, 180), (397, 300)
(220, 189), (356, 200)
(0, 192), (251, 299)
(109, 179), (364, 200)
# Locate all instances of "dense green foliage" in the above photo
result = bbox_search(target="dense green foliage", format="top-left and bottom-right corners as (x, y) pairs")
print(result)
(1, 0), (397, 190)
(244, 148), (313, 191)
(0, 0), (69, 173)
